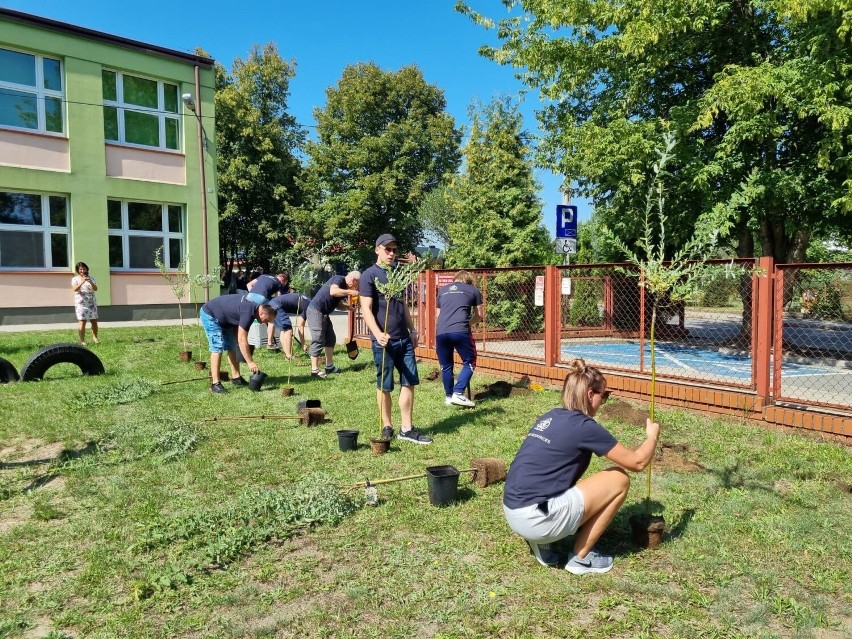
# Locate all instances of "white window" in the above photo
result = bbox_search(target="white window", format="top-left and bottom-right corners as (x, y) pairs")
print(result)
(0, 191), (69, 269)
(102, 70), (181, 151)
(0, 47), (64, 134)
(107, 199), (184, 270)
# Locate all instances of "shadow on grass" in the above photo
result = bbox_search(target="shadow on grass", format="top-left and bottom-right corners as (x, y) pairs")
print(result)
(428, 406), (506, 437)
(3, 441), (100, 494)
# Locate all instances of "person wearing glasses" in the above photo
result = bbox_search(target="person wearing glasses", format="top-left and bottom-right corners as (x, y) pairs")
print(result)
(502, 358), (660, 574)
(360, 233), (432, 445)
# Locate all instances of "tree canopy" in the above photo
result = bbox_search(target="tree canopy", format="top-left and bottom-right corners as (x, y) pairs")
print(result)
(457, 0), (852, 262)
(297, 62), (462, 267)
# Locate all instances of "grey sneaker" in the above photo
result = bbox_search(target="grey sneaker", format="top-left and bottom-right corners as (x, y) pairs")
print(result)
(210, 382), (227, 394)
(398, 427), (432, 445)
(381, 425), (394, 439)
(310, 369), (327, 379)
(565, 549), (614, 575)
(527, 540), (562, 567)
(231, 376), (248, 387)
(325, 364), (342, 374)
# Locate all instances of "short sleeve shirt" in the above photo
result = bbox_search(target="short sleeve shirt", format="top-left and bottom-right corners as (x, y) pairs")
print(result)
(436, 282), (482, 335)
(503, 408), (618, 508)
(271, 292), (310, 320)
(201, 294), (259, 331)
(359, 263), (408, 339)
(308, 275), (349, 315)
(249, 274), (284, 299)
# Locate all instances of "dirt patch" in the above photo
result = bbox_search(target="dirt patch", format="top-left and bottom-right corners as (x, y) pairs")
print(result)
(599, 399), (648, 428)
(473, 380), (531, 401)
(653, 442), (705, 473)
(0, 504), (29, 533)
(1, 438), (65, 465)
(424, 367), (440, 381)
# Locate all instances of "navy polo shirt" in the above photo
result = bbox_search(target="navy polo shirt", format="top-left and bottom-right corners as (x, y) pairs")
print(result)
(360, 263), (409, 340)
(503, 408), (618, 508)
(308, 275), (349, 315)
(436, 281), (482, 335)
(270, 292), (310, 320)
(201, 294), (259, 331)
(249, 274), (284, 299)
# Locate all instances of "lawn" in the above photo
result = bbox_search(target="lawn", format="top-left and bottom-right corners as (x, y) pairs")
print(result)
(1, 325), (850, 639)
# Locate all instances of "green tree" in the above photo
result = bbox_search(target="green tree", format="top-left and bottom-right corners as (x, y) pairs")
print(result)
(298, 62), (462, 266)
(213, 43), (305, 271)
(457, 0), (852, 263)
(443, 97), (554, 269)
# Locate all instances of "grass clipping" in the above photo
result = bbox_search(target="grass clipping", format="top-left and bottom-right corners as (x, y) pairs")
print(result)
(131, 475), (360, 598)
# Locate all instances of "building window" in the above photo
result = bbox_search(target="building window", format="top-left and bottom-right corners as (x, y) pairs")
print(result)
(102, 70), (181, 151)
(0, 47), (64, 134)
(107, 199), (184, 270)
(0, 191), (69, 269)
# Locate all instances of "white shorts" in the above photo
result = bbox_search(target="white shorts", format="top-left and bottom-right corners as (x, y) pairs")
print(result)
(503, 486), (586, 543)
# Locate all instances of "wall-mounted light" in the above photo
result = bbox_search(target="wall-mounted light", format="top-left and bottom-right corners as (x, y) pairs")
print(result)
(181, 93), (196, 113)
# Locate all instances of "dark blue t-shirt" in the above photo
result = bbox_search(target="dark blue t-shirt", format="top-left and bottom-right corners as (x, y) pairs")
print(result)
(436, 282), (483, 335)
(359, 263), (409, 340)
(503, 408), (618, 508)
(201, 294), (259, 331)
(309, 275), (349, 315)
(270, 292), (310, 319)
(249, 274), (284, 299)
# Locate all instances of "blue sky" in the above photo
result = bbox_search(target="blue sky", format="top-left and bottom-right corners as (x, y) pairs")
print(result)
(3, 0), (593, 241)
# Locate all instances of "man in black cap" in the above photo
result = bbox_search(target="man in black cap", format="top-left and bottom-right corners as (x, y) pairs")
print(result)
(359, 233), (432, 444)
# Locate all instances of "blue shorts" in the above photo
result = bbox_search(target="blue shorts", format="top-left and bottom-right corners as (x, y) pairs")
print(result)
(246, 292), (268, 305)
(200, 309), (237, 353)
(372, 337), (419, 392)
(274, 313), (293, 331)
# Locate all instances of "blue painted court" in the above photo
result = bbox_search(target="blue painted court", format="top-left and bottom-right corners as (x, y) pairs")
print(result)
(561, 341), (837, 380)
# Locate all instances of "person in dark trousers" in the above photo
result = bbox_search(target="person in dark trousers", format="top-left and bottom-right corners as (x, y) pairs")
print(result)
(199, 294), (276, 393)
(502, 358), (660, 574)
(268, 292), (310, 359)
(436, 270), (483, 407)
(306, 271), (360, 377)
(359, 234), (432, 445)
(246, 272), (289, 348)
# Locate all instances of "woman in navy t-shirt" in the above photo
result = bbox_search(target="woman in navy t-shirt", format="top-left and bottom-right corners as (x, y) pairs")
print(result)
(503, 358), (660, 575)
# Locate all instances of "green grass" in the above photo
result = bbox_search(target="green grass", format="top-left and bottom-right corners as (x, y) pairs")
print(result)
(1, 325), (850, 638)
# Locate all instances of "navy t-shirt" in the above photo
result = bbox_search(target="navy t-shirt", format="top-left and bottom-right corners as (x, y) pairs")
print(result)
(201, 294), (259, 331)
(249, 274), (284, 299)
(436, 282), (483, 335)
(308, 275), (349, 315)
(270, 292), (310, 319)
(360, 263), (409, 340)
(503, 408), (618, 508)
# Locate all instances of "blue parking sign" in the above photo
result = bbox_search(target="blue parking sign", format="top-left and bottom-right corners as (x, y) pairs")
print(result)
(556, 204), (578, 238)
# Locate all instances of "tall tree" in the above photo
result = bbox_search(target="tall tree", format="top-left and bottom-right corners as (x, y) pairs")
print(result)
(214, 43), (305, 270)
(444, 97), (554, 268)
(298, 62), (461, 266)
(457, 0), (852, 263)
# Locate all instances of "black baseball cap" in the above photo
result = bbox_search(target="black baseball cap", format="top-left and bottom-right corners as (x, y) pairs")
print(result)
(375, 233), (397, 247)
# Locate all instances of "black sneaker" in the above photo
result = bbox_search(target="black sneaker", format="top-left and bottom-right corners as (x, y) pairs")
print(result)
(311, 369), (327, 379)
(381, 425), (394, 439)
(527, 540), (562, 567)
(210, 382), (227, 393)
(398, 427), (432, 445)
(325, 364), (342, 374)
(231, 376), (248, 387)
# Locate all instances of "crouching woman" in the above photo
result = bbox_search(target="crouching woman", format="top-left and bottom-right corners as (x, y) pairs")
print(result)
(502, 358), (660, 575)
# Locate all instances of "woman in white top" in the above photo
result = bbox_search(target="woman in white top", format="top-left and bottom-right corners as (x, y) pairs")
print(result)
(71, 261), (99, 344)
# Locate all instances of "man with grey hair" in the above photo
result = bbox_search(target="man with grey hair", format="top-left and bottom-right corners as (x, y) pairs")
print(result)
(306, 270), (360, 378)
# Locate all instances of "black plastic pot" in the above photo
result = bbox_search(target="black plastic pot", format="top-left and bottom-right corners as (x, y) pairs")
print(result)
(248, 371), (267, 392)
(425, 465), (460, 507)
(337, 429), (359, 452)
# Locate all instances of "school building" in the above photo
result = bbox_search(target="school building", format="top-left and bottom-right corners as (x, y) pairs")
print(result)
(0, 8), (217, 324)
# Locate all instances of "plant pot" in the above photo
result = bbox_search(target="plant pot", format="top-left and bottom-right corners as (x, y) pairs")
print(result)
(345, 340), (359, 360)
(178, 350), (192, 363)
(337, 429), (359, 452)
(629, 514), (666, 549)
(248, 371), (267, 392)
(194, 361), (207, 371)
(369, 437), (391, 455)
(297, 399), (322, 409)
(425, 465), (460, 507)
(280, 387), (295, 397)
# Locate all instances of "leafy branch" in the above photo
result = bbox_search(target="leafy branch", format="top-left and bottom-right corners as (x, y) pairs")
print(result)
(155, 247), (191, 349)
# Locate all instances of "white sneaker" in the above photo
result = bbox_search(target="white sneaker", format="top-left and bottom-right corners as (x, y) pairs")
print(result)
(450, 393), (475, 408)
(444, 396), (453, 406)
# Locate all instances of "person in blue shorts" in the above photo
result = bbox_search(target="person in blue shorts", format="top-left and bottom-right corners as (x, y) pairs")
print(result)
(503, 358), (660, 574)
(268, 292), (310, 359)
(199, 293), (276, 393)
(246, 272), (289, 348)
(436, 270), (483, 408)
(307, 271), (360, 377)
(360, 233), (431, 445)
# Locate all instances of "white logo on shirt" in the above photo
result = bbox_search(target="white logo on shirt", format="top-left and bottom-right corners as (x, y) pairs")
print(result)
(449, 285), (458, 291)
(533, 417), (552, 432)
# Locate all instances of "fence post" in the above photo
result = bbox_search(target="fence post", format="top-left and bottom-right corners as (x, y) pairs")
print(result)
(544, 265), (560, 366)
(424, 269), (436, 349)
(755, 256), (774, 407)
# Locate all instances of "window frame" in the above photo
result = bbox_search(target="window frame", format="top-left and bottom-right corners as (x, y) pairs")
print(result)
(107, 199), (185, 271)
(0, 190), (69, 270)
(102, 69), (182, 152)
(0, 46), (65, 135)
